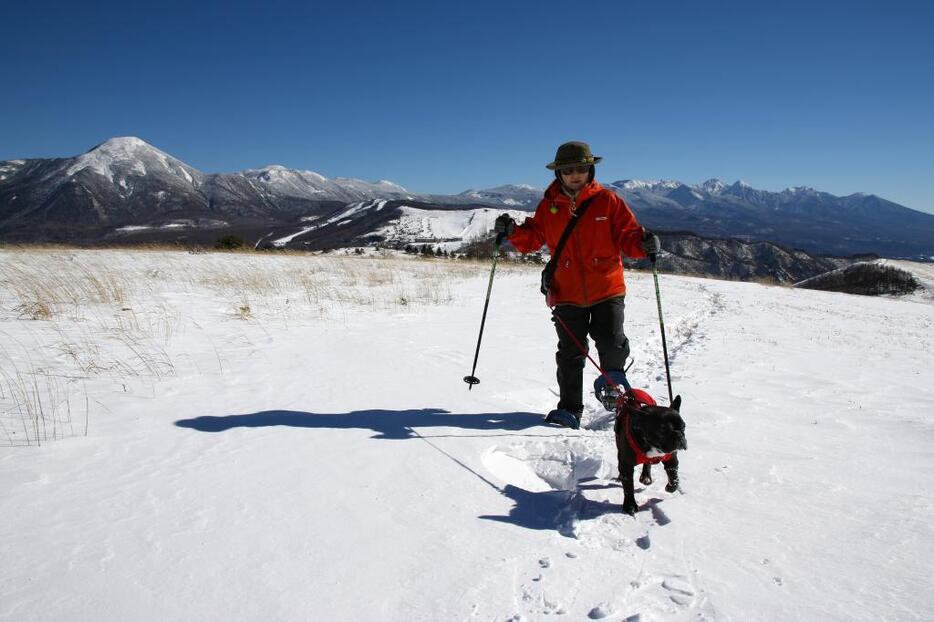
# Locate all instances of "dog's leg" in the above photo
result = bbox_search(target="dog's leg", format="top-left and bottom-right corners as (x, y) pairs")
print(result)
(639, 463), (653, 486)
(619, 460), (638, 515)
(663, 453), (680, 493)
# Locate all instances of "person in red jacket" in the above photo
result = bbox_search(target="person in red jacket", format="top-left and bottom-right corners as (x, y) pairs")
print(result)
(494, 141), (660, 429)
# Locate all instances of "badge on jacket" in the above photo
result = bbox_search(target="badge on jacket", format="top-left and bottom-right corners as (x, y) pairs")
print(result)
(549, 202), (558, 214)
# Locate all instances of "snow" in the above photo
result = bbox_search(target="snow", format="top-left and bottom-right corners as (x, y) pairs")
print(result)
(376, 180), (408, 192)
(114, 225), (153, 232)
(242, 169), (404, 202)
(64, 137), (197, 187)
(114, 220), (228, 234)
(1, 248), (933, 621)
(372, 206), (527, 248)
(698, 179), (727, 194)
(619, 180), (682, 192)
(269, 200), (386, 246)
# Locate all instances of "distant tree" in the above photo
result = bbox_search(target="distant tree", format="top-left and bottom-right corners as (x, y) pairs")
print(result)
(214, 235), (246, 250)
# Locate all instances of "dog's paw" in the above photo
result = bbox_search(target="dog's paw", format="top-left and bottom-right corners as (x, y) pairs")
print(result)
(622, 499), (639, 516)
(665, 480), (680, 493)
(639, 473), (653, 486)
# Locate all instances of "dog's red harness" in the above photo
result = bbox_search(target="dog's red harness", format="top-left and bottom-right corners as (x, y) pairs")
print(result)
(618, 389), (675, 466)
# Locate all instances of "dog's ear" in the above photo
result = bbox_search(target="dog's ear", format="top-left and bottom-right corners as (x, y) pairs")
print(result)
(671, 395), (681, 411)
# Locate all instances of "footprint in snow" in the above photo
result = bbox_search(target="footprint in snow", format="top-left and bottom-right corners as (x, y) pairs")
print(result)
(481, 439), (607, 494)
(661, 576), (695, 606)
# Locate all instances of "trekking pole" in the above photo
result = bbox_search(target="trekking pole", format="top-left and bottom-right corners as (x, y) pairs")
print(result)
(463, 233), (506, 389)
(650, 253), (674, 403)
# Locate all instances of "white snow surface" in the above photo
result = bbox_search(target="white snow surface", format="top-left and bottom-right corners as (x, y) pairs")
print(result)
(269, 200), (390, 247)
(372, 206), (528, 248)
(1, 249), (933, 621)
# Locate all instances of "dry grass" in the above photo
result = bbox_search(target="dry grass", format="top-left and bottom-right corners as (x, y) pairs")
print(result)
(0, 247), (503, 444)
(0, 341), (82, 446)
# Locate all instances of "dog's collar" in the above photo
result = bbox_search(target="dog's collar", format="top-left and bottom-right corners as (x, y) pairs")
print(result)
(621, 410), (675, 466)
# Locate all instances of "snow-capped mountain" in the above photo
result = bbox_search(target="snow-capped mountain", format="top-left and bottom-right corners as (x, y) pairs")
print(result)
(456, 184), (541, 209)
(238, 165), (415, 204)
(2, 137), (933, 260)
(608, 178), (934, 260)
(66, 136), (203, 190)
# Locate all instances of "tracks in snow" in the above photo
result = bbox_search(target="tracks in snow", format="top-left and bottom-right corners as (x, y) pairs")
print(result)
(479, 280), (723, 620)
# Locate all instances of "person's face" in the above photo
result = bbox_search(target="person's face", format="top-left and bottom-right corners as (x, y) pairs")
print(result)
(559, 165), (590, 192)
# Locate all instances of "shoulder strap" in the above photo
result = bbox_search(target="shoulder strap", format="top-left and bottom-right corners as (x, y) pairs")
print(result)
(540, 195), (597, 295)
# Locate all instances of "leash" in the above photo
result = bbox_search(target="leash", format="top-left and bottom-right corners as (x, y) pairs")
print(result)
(550, 308), (626, 397)
(550, 254), (676, 407)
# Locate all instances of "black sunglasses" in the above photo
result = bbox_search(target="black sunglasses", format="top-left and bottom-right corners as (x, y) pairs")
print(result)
(559, 165), (591, 175)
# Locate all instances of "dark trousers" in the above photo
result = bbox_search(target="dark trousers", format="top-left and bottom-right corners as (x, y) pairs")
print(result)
(551, 297), (630, 413)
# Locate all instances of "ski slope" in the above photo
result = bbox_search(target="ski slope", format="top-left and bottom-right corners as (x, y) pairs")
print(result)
(1, 249), (932, 621)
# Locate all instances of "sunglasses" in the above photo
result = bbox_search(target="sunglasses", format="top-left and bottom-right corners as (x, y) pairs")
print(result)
(559, 165), (591, 175)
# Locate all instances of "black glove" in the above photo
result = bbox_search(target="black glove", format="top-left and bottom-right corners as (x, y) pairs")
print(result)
(642, 230), (661, 255)
(494, 214), (516, 237)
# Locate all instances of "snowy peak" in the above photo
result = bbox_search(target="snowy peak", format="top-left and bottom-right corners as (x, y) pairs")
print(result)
(697, 178), (727, 194)
(243, 165), (327, 185)
(374, 179), (408, 192)
(66, 136), (201, 187)
(89, 136), (156, 156)
(615, 179), (684, 192)
(236, 166), (410, 203)
(457, 184), (542, 208)
(0, 160), (27, 182)
(782, 185), (817, 195)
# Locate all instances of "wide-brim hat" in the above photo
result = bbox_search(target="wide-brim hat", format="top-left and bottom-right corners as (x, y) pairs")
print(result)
(546, 141), (602, 170)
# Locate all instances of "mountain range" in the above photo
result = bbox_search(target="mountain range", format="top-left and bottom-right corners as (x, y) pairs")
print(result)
(2, 137), (933, 261)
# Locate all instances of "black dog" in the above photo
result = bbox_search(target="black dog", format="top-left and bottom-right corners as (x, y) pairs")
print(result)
(614, 394), (687, 515)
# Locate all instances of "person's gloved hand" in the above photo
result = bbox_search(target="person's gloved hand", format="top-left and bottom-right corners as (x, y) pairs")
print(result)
(642, 230), (661, 255)
(494, 214), (516, 237)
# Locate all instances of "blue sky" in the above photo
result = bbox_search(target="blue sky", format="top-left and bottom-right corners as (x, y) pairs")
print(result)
(3, 1), (933, 213)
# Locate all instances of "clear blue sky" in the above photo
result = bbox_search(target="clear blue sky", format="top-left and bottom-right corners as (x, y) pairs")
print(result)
(3, 1), (933, 213)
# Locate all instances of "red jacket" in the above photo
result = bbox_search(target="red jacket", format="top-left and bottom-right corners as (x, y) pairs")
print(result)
(508, 180), (647, 306)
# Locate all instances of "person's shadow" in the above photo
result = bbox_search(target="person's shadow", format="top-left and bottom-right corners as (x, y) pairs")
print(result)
(174, 407), (542, 439)
(174, 408), (639, 532)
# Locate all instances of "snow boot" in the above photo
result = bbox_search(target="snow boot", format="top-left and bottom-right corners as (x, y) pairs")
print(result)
(593, 370), (632, 411)
(545, 408), (581, 430)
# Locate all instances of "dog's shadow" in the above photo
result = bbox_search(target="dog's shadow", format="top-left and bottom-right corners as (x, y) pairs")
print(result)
(480, 478), (671, 533)
(174, 408), (542, 440)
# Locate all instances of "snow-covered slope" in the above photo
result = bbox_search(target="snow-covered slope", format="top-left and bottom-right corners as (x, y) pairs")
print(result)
(65, 136), (203, 191)
(371, 205), (528, 250)
(1, 249), (931, 621)
(238, 165), (414, 204)
(456, 184), (542, 209)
